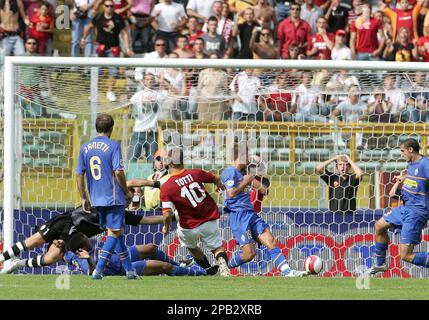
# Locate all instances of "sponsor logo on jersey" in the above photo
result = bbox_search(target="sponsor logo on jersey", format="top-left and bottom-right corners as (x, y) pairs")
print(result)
(404, 178), (418, 189)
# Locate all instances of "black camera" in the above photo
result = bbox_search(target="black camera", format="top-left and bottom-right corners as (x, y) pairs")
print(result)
(74, 7), (88, 19)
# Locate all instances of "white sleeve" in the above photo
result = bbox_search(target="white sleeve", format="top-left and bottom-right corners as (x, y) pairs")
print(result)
(135, 67), (144, 81)
(186, 0), (196, 11)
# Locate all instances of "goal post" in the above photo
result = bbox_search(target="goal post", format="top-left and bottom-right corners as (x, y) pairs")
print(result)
(3, 56), (429, 277)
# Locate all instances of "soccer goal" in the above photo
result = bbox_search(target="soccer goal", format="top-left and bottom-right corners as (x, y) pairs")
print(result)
(3, 57), (429, 277)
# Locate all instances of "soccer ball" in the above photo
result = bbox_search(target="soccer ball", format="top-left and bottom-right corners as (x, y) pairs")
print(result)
(304, 255), (324, 275)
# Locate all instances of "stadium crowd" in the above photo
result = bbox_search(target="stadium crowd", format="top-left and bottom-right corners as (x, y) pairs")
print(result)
(4, 0), (429, 138)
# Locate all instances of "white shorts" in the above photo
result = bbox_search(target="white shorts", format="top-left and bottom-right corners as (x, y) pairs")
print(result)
(177, 219), (223, 251)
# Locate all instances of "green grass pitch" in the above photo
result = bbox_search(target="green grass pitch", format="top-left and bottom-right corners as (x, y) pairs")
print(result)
(0, 275), (428, 300)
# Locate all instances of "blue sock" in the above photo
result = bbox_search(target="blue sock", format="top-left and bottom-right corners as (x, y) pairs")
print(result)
(132, 261), (146, 275)
(411, 252), (429, 267)
(375, 242), (388, 266)
(95, 236), (117, 274)
(269, 248), (291, 274)
(115, 235), (133, 272)
(153, 249), (179, 266)
(228, 251), (246, 268)
(171, 265), (205, 276)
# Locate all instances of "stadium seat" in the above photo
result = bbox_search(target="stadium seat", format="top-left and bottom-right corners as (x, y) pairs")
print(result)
(380, 162), (408, 171)
(358, 149), (390, 162)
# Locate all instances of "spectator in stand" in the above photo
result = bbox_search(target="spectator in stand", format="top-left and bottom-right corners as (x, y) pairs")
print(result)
(331, 29), (352, 60)
(293, 71), (328, 122)
(373, 10), (393, 43)
(129, 0), (155, 55)
(128, 73), (167, 163)
(234, 7), (260, 59)
(202, 16), (227, 57)
(0, 0), (29, 57)
(68, 0), (96, 58)
(404, 71), (429, 122)
(259, 73), (295, 121)
(416, 0), (429, 38)
(381, 0), (421, 42)
(315, 0), (332, 11)
(300, 0), (324, 34)
(274, 0), (290, 23)
(381, 73), (406, 122)
(220, 2), (235, 57)
(202, 1), (234, 57)
(135, 37), (167, 83)
(186, 0), (216, 23)
(350, 1), (385, 60)
(28, 2), (53, 55)
(27, 0), (55, 19)
(158, 52), (187, 121)
(324, 0), (350, 34)
(173, 34), (194, 58)
(229, 69), (262, 121)
(416, 29), (429, 60)
(197, 53), (229, 121)
(249, 26), (280, 59)
(253, 0), (277, 30)
(193, 37), (208, 58)
(229, 0), (257, 24)
(150, 0), (187, 53)
(186, 16), (204, 50)
(347, 0), (363, 30)
(329, 85), (368, 149)
(278, 3), (312, 58)
(383, 26), (418, 61)
(286, 43), (306, 59)
(81, 0), (133, 102)
(365, 90), (394, 122)
(307, 16), (335, 60)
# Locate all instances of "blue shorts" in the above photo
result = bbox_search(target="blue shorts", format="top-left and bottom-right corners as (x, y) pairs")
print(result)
(383, 206), (429, 245)
(229, 210), (269, 247)
(128, 245), (140, 262)
(96, 205), (125, 230)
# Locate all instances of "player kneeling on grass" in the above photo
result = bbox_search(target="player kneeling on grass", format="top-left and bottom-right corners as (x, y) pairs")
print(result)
(369, 138), (429, 275)
(160, 147), (231, 277)
(221, 144), (308, 277)
(65, 232), (206, 277)
(0, 206), (165, 274)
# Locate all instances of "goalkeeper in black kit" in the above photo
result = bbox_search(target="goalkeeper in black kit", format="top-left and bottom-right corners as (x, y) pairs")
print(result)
(0, 188), (165, 274)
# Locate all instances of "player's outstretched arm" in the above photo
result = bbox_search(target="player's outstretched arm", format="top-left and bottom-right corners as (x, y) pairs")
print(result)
(140, 215), (164, 225)
(127, 179), (161, 189)
(251, 178), (268, 195)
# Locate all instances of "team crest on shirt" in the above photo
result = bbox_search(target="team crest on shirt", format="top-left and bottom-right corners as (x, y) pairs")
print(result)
(226, 180), (234, 187)
(241, 234), (246, 242)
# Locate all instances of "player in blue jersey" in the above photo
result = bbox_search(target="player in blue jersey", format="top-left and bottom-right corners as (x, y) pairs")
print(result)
(64, 232), (206, 277)
(221, 144), (308, 277)
(369, 138), (429, 275)
(76, 114), (137, 280)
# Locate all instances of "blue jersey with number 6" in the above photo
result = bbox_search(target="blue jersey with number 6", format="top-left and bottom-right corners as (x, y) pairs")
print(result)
(76, 136), (126, 206)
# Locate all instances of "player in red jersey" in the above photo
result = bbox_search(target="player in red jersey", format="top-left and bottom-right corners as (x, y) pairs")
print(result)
(160, 147), (231, 277)
(248, 154), (270, 214)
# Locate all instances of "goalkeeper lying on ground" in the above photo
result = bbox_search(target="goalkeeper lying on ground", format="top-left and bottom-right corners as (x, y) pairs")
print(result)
(64, 232), (207, 277)
(0, 205), (167, 273)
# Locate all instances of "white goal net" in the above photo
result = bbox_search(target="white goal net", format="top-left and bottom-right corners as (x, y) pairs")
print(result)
(2, 57), (429, 277)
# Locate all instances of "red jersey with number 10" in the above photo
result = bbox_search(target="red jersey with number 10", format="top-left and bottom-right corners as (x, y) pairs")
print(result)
(160, 169), (220, 229)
